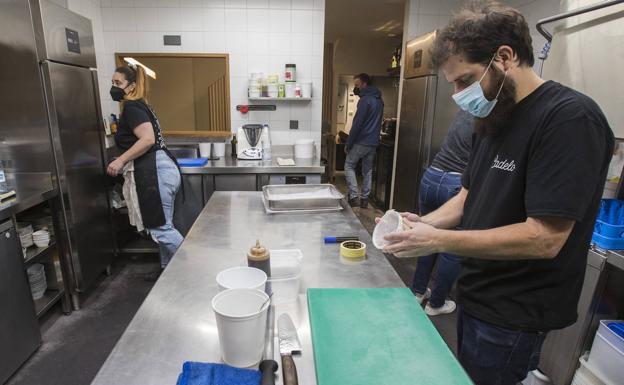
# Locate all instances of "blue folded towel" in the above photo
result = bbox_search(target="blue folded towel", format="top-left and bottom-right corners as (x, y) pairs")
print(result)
(176, 362), (261, 385)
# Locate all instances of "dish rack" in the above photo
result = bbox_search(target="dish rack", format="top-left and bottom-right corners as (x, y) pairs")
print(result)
(592, 199), (624, 250)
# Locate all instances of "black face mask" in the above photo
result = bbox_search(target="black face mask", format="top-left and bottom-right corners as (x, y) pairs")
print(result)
(353, 87), (361, 96)
(110, 85), (126, 102)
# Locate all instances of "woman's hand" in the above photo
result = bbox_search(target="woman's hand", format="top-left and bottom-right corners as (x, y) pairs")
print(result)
(107, 158), (125, 177)
(382, 221), (442, 257)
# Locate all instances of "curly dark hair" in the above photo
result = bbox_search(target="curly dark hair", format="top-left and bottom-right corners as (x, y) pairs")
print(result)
(430, 0), (534, 69)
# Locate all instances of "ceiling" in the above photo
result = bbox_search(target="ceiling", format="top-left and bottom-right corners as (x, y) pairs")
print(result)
(324, 0), (405, 42)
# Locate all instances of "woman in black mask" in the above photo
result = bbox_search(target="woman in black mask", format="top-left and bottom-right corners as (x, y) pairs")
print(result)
(107, 64), (182, 281)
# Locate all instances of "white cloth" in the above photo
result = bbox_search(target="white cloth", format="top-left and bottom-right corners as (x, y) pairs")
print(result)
(122, 160), (145, 232)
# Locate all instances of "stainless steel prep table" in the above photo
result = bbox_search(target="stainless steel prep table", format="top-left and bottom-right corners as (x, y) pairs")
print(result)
(92, 191), (404, 385)
(179, 156), (324, 175)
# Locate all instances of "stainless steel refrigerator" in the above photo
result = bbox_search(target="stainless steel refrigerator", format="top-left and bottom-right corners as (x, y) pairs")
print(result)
(392, 31), (457, 213)
(30, 0), (113, 308)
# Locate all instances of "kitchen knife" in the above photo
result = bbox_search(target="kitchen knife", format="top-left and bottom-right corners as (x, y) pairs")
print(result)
(278, 314), (302, 385)
(259, 304), (278, 385)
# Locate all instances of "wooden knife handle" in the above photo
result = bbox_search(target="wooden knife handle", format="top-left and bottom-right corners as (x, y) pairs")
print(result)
(281, 354), (298, 385)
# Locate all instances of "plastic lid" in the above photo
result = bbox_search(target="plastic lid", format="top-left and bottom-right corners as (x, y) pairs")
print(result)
(285, 64), (296, 67)
(248, 239), (270, 261)
(372, 210), (403, 249)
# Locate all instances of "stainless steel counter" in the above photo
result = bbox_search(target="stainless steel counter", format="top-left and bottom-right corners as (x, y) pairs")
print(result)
(180, 156), (324, 175)
(0, 173), (56, 221)
(92, 191), (404, 385)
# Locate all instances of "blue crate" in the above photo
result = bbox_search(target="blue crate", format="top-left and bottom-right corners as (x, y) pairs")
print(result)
(593, 199), (624, 249)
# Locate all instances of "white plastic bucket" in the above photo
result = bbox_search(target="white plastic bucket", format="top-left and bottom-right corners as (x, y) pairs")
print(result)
(294, 139), (314, 159)
(198, 143), (211, 158)
(212, 288), (269, 367)
(213, 143), (226, 157)
(216, 266), (267, 292)
(372, 210), (407, 249)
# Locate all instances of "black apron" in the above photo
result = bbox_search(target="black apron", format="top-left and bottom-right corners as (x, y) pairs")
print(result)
(118, 100), (180, 229)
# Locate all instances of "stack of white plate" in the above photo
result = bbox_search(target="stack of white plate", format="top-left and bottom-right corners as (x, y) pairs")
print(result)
(33, 216), (54, 238)
(17, 223), (34, 248)
(27, 264), (47, 300)
(32, 230), (50, 248)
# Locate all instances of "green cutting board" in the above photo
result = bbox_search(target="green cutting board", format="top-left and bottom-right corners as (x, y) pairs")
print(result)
(307, 288), (473, 385)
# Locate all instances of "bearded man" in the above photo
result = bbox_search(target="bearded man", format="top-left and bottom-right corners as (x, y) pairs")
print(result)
(381, 1), (614, 384)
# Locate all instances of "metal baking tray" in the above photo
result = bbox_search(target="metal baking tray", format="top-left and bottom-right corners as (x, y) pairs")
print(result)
(262, 184), (344, 211)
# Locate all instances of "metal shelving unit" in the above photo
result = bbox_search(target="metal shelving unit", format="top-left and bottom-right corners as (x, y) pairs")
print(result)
(248, 97), (312, 101)
(23, 242), (56, 265)
(34, 288), (64, 318)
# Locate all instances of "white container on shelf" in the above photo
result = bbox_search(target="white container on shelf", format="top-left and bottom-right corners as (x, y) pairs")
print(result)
(213, 142), (226, 157)
(587, 320), (624, 385)
(267, 83), (278, 98)
(294, 139), (314, 158)
(573, 354), (609, 385)
(301, 82), (312, 98)
(285, 83), (296, 98)
(248, 82), (261, 98)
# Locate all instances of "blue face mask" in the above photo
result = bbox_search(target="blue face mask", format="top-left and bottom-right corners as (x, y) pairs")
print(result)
(452, 56), (507, 118)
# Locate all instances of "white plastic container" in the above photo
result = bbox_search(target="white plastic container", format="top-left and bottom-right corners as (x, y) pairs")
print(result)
(268, 84), (278, 98)
(294, 139), (314, 159)
(587, 320), (624, 385)
(216, 266), (267, 292)
(268, 249), (302, 304)
(199, 142), (211, 158)
(301, 82), (312, 98)
(213, 142), (226, 157)
(372, 210), (407, 249)
(285, 83), (296, 98)
(573, 354), (609, 385)
(211, 288), (269, 368)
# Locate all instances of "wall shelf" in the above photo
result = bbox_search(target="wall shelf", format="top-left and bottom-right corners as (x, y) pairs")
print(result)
(248, 97), (312, 101)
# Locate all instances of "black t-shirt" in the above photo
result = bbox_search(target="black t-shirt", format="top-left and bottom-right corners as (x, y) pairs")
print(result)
(431, 110), (474, 173)
(459, 81), (614, 332)
(115, 99), (166, 152)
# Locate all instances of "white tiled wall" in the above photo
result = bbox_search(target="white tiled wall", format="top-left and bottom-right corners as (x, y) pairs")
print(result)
(90, 0), (324, 150)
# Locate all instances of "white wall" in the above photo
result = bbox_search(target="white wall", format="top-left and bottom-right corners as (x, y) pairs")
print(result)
(82, 0), (324, 149)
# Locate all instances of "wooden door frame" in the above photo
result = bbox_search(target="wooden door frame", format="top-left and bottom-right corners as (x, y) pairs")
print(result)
(114, 53), (232, 138)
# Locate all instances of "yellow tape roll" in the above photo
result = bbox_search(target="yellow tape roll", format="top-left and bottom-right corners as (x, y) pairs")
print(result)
(340, 240), (366, 259)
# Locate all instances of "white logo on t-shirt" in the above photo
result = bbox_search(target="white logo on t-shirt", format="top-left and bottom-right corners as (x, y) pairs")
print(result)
(491, 155), (516, 172)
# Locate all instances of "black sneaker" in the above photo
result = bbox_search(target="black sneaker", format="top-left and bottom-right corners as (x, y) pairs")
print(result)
(360, 198), (369, 208)
(348, 197), (359, 207)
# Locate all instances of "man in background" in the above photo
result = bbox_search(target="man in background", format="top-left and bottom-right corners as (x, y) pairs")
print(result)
(345, 73), (384, 208)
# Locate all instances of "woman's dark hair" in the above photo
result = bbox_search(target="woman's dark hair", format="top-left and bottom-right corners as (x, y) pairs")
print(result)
(431, 0), (534, 69)
(354, 73), (372, 85)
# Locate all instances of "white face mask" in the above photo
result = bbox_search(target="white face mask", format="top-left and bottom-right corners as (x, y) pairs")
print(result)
(452, 55), (507, 118)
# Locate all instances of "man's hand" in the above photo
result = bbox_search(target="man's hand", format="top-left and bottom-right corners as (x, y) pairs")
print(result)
(382, 221), (441, 257)
(400, 212), (423, 223)
(107, 158), (125, 177)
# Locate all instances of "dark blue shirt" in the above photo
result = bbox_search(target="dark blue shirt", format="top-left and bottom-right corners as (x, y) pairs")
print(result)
(347, 85), (384, 149)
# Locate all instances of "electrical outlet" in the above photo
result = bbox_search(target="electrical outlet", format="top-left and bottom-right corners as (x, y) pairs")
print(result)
(290, 120), (298, 129)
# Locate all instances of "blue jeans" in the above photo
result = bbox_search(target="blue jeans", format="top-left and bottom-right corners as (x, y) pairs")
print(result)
(411, 166), (463, 308)
(458, 309), (547, 385)
(149, 150), (183, 268)
(345, 144), (376, 200)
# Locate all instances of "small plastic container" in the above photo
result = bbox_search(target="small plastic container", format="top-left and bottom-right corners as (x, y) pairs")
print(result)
(572, 354), (609, 385)
(216, 266), (267, 292)
(592, 200), (624, 249)
(372, 210), (407, 249)
(268, 249), (302, 304)
(587, 319), (624, 385)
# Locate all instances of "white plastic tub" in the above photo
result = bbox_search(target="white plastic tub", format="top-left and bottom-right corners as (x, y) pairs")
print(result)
(573, 354), (608, 385)
(294, 139), (315, 159)
(268, 249), (302, 304)
(587, 320), (624, 385)
(216, 266), (267, 292)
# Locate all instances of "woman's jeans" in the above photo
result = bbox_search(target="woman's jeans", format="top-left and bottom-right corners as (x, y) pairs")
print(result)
(345, 144), (377, 200)
(149, 150), (183, 268)
(411, 166), (463, 308)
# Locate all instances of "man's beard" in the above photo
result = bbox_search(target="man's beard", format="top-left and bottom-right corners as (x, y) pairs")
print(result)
(474, 67), (517, 136)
